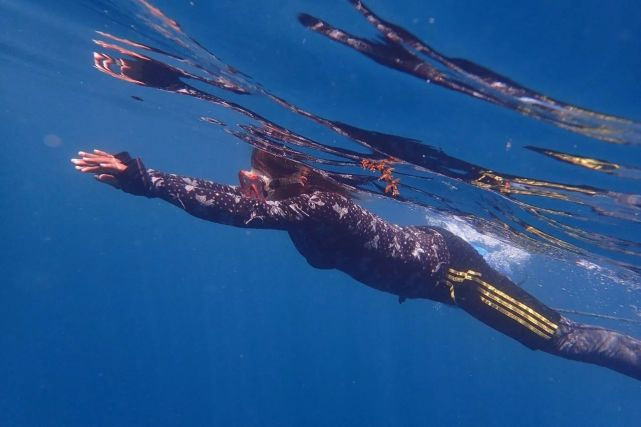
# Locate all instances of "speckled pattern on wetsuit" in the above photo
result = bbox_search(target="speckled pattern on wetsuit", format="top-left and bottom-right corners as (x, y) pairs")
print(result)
(144, 169), (451, 302)
(114, 160), (641, 380)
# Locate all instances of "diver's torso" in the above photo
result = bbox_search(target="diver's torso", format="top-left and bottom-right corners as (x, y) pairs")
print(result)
(287, 224), (453, 303)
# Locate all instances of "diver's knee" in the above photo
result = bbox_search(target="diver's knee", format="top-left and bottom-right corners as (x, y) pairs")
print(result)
(548, 316), (580, 356)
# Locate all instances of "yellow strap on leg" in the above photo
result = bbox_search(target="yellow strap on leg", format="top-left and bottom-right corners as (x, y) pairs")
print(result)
(447, 268), (558, 340)
(446, 280), (456, 303)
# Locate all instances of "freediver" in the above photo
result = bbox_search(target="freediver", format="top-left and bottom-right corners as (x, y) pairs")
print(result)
(71, 148), (641, 381)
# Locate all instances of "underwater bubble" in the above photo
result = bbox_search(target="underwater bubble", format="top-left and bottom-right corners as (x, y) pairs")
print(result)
(43, 134), (62, 148)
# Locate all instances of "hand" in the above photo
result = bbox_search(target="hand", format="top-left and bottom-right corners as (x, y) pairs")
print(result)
(71, 149), (128, 188)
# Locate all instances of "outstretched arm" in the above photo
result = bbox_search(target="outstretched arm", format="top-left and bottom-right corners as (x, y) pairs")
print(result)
(71, 150), (447, 272)
(71, 149), (307, 230)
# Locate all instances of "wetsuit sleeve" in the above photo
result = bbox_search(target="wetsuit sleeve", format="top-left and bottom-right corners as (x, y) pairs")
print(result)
(112, 154), (315, 229)
(145, 170), (320, 229)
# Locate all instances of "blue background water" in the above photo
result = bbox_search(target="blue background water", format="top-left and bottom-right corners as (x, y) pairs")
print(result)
(2, 1), (640, 425)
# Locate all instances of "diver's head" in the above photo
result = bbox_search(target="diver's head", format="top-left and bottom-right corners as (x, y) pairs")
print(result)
(238, 149), (351, 201)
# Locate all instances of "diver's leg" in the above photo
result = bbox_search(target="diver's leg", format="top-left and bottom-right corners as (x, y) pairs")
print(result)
(437, 228), (641, 381)
(546, 316), (641, 381)
(437, 228), (563, 350)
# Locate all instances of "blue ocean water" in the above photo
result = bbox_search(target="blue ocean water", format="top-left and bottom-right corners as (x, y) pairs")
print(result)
(1, 0), (640, 425)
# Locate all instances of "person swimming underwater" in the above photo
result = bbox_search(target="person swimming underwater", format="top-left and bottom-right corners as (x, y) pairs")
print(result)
(71, 148), (641, 382)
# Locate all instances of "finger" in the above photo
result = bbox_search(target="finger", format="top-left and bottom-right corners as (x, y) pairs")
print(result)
(78, 151), (105, 159)
(77, 155), (107, 166)
(93, 149), (114, 157)
(79, 151), (112, 162)
(83, 153), (119, 164)
(71, 158), (99, 167)
(75, 165), (101, 173)
(80, 154), (109, 163)
(94, 174), (120, 188)
(101, 158), (128, 172)
(98, 161), (126, 173)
